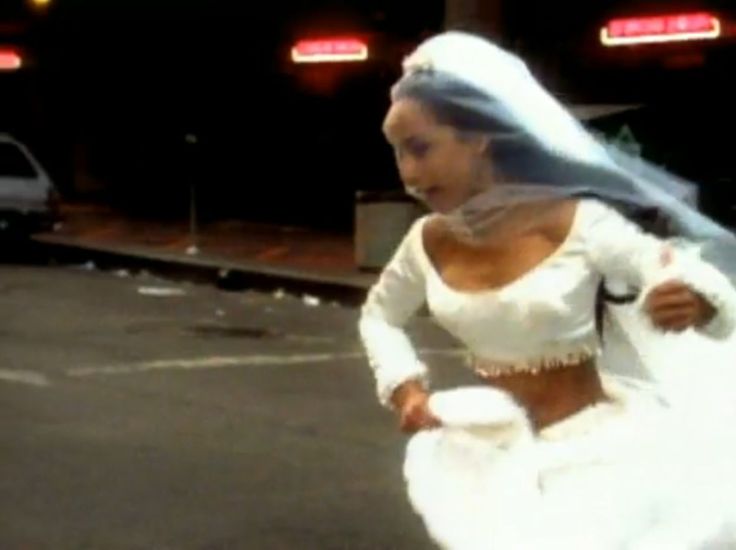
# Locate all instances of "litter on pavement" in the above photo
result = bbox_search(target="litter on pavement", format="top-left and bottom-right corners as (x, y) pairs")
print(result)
(302, 294), (321, 307)
(137, 286), (187, 297)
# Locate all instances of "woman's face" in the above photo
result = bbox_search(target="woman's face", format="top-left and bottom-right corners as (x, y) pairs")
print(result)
(383, 98), (490, 214)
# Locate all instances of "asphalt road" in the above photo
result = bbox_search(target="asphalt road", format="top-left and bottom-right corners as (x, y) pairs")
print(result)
(0, 261), (470, 550)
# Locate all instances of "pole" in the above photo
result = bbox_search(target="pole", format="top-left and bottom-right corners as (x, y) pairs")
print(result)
(184, 133), (199, 256)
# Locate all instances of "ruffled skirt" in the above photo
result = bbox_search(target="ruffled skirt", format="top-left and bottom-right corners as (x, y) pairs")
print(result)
(403, 373), (736, 550)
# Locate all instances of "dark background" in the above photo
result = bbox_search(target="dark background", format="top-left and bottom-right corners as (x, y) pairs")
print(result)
(1, 0), (735, 229)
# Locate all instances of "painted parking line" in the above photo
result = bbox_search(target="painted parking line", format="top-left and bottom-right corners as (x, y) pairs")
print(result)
(0, 369), (51, 387)
(65, 349), (463, 378)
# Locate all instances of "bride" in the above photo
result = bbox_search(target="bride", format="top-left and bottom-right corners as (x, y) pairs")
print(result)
(359, 31), (736, 549)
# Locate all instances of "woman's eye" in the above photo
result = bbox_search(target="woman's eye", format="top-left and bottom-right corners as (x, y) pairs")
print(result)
(406, 139), (431, 158)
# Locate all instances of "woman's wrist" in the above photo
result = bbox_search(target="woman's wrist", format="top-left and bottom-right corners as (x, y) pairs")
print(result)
(390, 379), (427, 410)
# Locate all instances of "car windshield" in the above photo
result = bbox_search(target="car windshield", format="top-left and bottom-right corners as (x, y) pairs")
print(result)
(0, 143), (38, 178)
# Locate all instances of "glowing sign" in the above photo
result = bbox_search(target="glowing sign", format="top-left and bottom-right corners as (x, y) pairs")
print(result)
(0, 50), (22, 71)
(291, 38), (368, 63)
(601, 13), (721, 46)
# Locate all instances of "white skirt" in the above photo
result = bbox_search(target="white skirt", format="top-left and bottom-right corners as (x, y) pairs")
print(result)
(403, 374), (736, 550)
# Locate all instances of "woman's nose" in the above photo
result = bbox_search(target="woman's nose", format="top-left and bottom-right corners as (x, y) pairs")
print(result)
(398, 156), (422, 188)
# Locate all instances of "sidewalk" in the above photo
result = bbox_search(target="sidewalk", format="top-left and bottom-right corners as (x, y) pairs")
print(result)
(33, 202), (379, 298)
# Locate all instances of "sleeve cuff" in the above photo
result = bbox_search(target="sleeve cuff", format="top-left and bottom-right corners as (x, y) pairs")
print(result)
(696, 293), (736, 340)
(375, 361), (430, 408)
(676, 258), (736, 340)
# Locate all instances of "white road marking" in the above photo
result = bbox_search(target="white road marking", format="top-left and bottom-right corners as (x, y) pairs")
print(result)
(67, 352), (363, 377)
(65, 348), (463, 378)
(0, 369), (51, 387)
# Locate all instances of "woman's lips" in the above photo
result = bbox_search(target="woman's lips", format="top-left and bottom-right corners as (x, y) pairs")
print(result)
(424, 187), (445, 207)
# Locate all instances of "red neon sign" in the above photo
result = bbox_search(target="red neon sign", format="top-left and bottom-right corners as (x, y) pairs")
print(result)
(291, 38), (368, 64)
(0, 50), (22, 71)
(601, 13), (721, 46)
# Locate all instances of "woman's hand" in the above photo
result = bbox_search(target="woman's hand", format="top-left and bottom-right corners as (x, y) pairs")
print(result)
(644, 244), (716, 332)
(390, 380), (441, 433)
(644, 280), (716, 332)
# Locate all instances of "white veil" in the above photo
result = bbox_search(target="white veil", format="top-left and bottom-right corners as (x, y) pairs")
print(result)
(391, 32), (736, 281)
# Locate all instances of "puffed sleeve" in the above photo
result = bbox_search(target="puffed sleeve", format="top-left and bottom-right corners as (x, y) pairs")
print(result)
(581, 199), (736, 340)
(358, 217), (431, 406)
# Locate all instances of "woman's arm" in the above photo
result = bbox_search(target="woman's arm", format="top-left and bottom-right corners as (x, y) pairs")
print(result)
(582, 199), (736, 339)
(358, 217), (432, 407)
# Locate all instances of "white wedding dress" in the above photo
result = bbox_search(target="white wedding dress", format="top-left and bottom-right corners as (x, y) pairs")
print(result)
(359, 199), (736, 549)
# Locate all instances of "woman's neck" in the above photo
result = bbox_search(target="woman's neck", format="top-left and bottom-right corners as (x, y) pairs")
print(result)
(449, 199), (559, 244)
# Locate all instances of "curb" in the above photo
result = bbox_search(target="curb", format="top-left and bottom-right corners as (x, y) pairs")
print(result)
(32, 234), (376, 306)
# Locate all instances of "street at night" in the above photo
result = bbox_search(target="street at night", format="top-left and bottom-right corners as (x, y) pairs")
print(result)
(0, 262), (470, 549)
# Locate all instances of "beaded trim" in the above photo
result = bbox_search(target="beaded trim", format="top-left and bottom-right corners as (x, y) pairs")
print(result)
(471, 350), (597, 378)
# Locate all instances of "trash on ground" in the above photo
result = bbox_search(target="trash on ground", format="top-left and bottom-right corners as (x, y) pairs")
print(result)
(303, 294), (321, 307)
(137, 286), (187, 297)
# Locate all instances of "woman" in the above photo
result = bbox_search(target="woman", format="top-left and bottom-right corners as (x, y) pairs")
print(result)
(359, 32), (736, 549)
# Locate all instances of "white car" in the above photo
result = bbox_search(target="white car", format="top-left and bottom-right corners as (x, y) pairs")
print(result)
(0, 134), (58, 236)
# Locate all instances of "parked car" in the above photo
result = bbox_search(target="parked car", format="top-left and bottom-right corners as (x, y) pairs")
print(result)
(0, 134), (58, 237)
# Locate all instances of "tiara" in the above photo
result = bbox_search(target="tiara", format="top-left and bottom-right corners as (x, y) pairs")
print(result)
(402, 51), (434, 75)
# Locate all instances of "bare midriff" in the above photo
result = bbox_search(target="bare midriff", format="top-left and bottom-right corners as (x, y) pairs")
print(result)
(477, 358), (608, 430)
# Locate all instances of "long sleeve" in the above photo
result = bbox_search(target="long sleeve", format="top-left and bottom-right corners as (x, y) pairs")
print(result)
(359, 217), (430, 407)
(582, 199), (736, 340)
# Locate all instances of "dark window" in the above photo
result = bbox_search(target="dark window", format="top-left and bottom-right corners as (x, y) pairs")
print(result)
(0, 143), (37, 178)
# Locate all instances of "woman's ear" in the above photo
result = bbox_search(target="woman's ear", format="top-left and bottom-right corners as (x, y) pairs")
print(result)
(471, 133), (491, 155)
(477, 134), (491, 155)
(456, 131), (490, 154)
